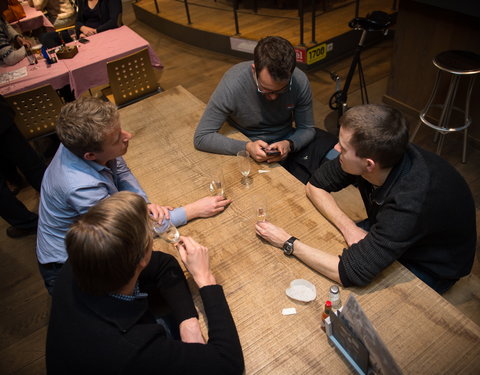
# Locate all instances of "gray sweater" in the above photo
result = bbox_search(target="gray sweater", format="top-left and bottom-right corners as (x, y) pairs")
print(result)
(194, 61), (315, 154)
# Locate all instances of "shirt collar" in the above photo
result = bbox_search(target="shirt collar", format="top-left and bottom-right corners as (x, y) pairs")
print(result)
(109, 283), (149, 302)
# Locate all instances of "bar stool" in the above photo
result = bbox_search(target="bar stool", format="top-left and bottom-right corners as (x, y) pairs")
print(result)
(410, 50), (480, 163)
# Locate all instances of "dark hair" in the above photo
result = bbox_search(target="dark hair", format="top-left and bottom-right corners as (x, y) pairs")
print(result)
(56, 97), (118, 158)
(339, 104), (409, 168)
(66, 191), (152, 295)
(253, 36), (296, 81)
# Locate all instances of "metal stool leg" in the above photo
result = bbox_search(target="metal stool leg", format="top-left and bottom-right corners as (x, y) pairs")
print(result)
(410, 120), (422, 142)
(435, 75), (459, 155)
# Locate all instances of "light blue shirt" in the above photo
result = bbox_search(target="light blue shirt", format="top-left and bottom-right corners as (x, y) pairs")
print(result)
(36, 145), (187, 264)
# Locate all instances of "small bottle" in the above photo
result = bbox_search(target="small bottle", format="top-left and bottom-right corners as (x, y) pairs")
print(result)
(329, 285), (342, 310)
(321, 300), (332, 332)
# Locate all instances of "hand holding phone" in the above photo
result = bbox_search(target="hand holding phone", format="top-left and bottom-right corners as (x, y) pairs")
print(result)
(262, 147), (281, 157)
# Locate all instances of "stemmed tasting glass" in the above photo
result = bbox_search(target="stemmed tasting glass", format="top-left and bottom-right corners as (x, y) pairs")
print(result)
(153, 220), (180, 244)
(253, 194), (267, 222)
(67, 28), (78, 48)
(237, 150), (252, 185)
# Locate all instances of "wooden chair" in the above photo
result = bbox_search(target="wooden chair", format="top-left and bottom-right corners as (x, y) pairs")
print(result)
(101, 48), (161, 108)
(5, 85), (64, 140)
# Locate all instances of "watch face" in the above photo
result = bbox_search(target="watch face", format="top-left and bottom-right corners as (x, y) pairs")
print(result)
(283, 242), (294, 255)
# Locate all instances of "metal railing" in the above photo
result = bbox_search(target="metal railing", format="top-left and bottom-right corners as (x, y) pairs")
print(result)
(149, 0), (397, 45)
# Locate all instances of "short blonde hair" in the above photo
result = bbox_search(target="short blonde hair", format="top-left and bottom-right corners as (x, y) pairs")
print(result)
(66, 191), (152, 295)
(56, 97), (119, 158)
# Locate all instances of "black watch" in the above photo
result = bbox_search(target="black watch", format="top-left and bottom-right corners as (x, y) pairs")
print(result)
(282, 236), (297, 256)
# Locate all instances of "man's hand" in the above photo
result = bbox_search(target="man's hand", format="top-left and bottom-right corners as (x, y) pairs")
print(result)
(255, 221), (291, 248)
(175, 236), (216, 288)
(16, 36), (31, 49)
(80, 26), (96, 36)
(185, 196), (232, 220)
(179, 317), (206, 344)
(246, 140), (270, 162)
(344, 226), (368, 247)
(147, 203), (173, 222)
(264, 139), (291, 163)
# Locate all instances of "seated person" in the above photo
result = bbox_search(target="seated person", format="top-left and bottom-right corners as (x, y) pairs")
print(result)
(256, 104), (476, 294)
(30, 0), (76, 29)
(46, 191), (244, 374)
(0, 95), (46, 238)
(194, 36), (337, 184)
(40, 0), (121, 48)
(0, 10), (31, 65)
(37, 97), (231, 294)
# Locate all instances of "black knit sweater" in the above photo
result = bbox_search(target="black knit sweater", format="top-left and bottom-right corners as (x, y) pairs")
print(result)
(310, 144), (476, 287)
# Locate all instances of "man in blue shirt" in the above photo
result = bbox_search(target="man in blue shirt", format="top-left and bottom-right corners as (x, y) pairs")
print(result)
(37, 97), (231, 294)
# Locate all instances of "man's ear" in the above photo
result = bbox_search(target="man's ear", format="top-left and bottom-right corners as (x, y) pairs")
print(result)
(251, 63), (255, 74)
(365, 158), (376, 173)
(83, 152), (97, 161)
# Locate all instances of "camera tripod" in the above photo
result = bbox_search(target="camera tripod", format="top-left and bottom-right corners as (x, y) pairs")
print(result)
(328, 11), (392, 121)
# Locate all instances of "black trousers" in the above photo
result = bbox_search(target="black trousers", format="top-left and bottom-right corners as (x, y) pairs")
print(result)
(0, 121), (46, 228)
(281, 128), (338, 184)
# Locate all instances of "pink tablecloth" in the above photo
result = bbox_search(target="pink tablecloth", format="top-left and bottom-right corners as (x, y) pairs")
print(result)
(61, 26), (164, 98)
(10, 3), (55, 33)
(0, 58), (70, 96)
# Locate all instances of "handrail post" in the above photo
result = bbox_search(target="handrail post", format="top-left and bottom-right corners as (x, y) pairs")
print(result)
(298, 0), (304, 46)
(153, 0), (159, 14)
(310, 0), (317, 44)
(184, 0), (192, 25)
(233, 0), (240, 35)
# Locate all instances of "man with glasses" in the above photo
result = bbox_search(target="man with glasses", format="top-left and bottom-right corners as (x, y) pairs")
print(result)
(194, 36), (337, 183)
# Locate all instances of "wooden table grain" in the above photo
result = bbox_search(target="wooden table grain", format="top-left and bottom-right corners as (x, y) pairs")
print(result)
(121, 86), (480, 374)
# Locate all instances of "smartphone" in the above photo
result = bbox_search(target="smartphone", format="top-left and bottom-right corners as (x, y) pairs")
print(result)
(262, 147), (281, 157)
(78, 37), (90, 44)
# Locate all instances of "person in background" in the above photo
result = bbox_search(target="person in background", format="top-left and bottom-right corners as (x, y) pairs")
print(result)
(0, 0), (31, 66)
(37, 97), (231, 294)
(29, 0), (76, 29)
(0, 95), (46, 238)
(40, 0), (121, 48)
(46, 191), (244, 374)
(256, 104), (476, 294)
(194, 36), (338, 184)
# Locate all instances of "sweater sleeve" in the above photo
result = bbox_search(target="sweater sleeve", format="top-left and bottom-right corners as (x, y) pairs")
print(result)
(139, 252), (198, 324)
(127, 285), (244, 375)
(194, 72), (248, 155)
(338, 193), (424, 287)
(288, 70), (316, 150)
(96, 0), (122, 33)
(309, 157), (356, 192)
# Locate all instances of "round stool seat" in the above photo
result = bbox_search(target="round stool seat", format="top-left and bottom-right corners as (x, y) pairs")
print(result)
(433, 50), (480, 75)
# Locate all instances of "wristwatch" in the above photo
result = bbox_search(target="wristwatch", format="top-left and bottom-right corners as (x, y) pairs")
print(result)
(282, 236), (298, 256)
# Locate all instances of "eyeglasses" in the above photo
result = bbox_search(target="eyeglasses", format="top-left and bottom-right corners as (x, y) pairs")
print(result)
(253, 72), (292, 95)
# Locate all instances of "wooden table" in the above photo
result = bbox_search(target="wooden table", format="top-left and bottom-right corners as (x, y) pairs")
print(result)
(121, 86), (480, 374)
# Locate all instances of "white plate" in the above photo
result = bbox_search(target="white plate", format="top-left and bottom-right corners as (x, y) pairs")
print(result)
(285, 279), (316, 302)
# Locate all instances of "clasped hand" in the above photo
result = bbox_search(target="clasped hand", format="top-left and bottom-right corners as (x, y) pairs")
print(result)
(246, 140), (290, 163)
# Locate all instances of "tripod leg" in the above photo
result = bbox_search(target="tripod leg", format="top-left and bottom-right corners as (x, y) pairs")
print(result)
(357, 58), (369, 104)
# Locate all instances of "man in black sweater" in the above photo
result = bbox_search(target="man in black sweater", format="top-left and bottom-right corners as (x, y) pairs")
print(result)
(46, 191), (244, 374)
(256, 104), (476, 294)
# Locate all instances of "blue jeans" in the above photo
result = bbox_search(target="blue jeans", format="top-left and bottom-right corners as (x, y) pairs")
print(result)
(38, 262), (64, 295)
